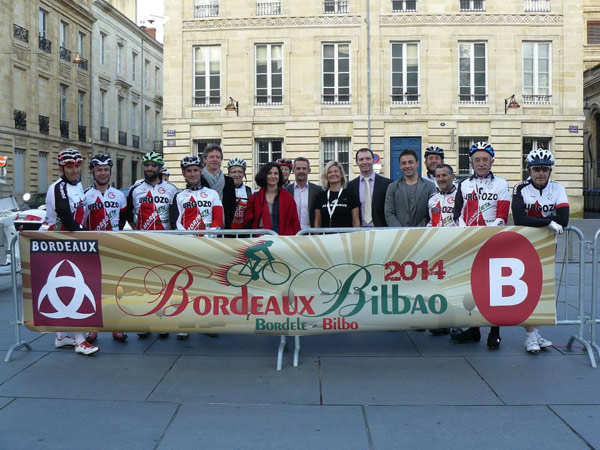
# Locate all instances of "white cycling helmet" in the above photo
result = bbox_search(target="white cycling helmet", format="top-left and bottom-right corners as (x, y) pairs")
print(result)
(526, 148), (554, 167)
(227, 157), (247, 171)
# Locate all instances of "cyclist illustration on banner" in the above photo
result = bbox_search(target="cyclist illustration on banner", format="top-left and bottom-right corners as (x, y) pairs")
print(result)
(225, 241), (291, 287)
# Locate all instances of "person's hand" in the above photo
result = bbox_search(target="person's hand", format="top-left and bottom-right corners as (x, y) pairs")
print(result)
(548, 221), (564, 234)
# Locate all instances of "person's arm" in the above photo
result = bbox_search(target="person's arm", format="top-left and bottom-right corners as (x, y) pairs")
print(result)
(125, 186), (136, 228)
(288, 196), (301, 234)
(169, 192), (180, 230)
(211, 205), (224, 229)
(54, 182), (86, 231)
(453, 180), (465, 226)
(384, 183), (401, 227)
(314, 209), (322, 228)
(492, 180), (510, 226)
(351, 207), (360, 228)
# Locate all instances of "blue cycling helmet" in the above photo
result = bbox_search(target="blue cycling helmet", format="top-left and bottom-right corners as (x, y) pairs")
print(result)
(469, 141), (494, 158)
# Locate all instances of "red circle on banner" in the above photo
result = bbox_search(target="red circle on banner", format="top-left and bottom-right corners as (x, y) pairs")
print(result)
(470, 231), (543, 326)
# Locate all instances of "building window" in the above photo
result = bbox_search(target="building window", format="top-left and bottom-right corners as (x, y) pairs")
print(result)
(132, 52), (137, 81)
(117, 43), (123, 75)
(131, 160), (138, 184)
(116, 159), (124, 189)
(458, 136), (488, 176)
(322, 43), (351, 105)
(132, 102), (138, 135)
(255, 44), (283, 105)
(144, 106), (150, 139)
(459, 42), (486, 104)
(38, 9), (47, 38)
(100, 32), (106, 65)
(78, 32), (85, 56)
(322, 138), (350, 176)
(60, 21), (68, 48)
(155, 111), (160, 140)
(460, 0), (485, 11)
(193, 46), (221, 107)
(391, 42), (419, 104)
(14, 149), (25, 195)
(38, 152), (48, 192)
(323, 0), (349, 13)
(194, 0), (219, 18)
(523, 42), (551, 104)
(588, 22), (600, 45)
(78, 91), (85, 126)
(255, 139), (283, 172)
(257, 1), (281, 15)
(144, 60), (150, 89)
(392, 0), (417, 12)
(155, 66), (160, 92)
(522, 137), (551, 180)
(60, 84), (68, 122)
(100, 89), (106, 127)
(524, 0), (550, 12)
(118, 96), (124, 132)
(195, 139), (221, 157)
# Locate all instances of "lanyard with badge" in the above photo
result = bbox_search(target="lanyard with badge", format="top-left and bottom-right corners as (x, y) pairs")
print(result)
(326, 188), (343, 224)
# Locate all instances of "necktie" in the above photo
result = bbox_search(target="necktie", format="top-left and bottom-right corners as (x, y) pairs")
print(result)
(363, 177), (373, 225)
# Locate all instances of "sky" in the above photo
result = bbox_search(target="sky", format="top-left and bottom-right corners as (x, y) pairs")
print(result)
(137, 0), (165, 43)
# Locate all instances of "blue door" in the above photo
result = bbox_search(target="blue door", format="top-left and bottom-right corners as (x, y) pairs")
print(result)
(390, 137), (422, 181)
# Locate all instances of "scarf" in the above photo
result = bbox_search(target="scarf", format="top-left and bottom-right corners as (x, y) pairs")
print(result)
(202, 167), (225, 199)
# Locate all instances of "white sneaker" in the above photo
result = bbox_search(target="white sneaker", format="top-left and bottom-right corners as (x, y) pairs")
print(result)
(525, 335), (540, 353)
(75, 341), (99, 356)
(536, 333), (553, 349)
(55, 335), (76, 348)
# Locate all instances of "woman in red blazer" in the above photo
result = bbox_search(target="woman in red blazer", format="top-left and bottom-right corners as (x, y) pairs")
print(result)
(242, 162), (300, 236)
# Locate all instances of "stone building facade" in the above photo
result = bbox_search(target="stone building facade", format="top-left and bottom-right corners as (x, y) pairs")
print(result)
(163, 0), (584, 212)
(0, 0), (94, 197)
(91, 0), (163, 188)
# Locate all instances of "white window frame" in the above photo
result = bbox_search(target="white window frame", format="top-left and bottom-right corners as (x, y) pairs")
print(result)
(392, 0), (418, 12)
(460, 0), (485, 11)
(255, 43), (283, 106)
(78, 32), (85, 56)
(193, 45), (221, 107)
(322, 138), (351, 176)
(257, 0), (282, 16)
(255, 139), (283, 172)
(524, 0), (550, 12)
(390, 41), (420, 105)
(38, 9), (47, 38)
(60, 21), (68, 48)
(323, 0), (349, 14)
(522, 41), (552, 104)
(458, 41), (487, 104)
(322, 42), (351, 105)
(194, 0), (219, 18)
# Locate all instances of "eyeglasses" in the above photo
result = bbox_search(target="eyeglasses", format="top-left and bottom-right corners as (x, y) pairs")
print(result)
(530, 166), (551, 173)
(143, 163), (159, 168)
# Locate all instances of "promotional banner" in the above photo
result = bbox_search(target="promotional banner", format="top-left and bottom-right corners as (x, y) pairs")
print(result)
(20, 227), (556, 335)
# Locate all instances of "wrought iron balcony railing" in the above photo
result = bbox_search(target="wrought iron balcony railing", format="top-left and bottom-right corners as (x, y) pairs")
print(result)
(77, 57), (88, 71)
(13, 24), (29, 43)
(460, 0), (485, 11)
(60, 120), (69, 139)
(523, 94), (552, 104)
(322, 95), (351, 105)
(14, 110), (26, 131)
(524, 0), (550, 11)
(39, 36), (51, 53)
(323, 0), (349, 13)
(39, 115), (49, 135)
(60, 46), (71, 62)
(194, 3), (219, 17)
(100, 126), (109, 142)
(153, 140), (163, 151)
(119, 131), (128, 146)
(391, 94), (420, 105)
(193, 96), (221, 107)
(257, 1), (281, 15)
(458, 94), (488, 104)
(392, 0), (417, 12)
(255, 95), (283, 106)
(78, 125), (86, 142)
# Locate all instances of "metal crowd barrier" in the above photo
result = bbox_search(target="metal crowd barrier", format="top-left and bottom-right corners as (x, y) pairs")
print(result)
(557, 226), (598, 368)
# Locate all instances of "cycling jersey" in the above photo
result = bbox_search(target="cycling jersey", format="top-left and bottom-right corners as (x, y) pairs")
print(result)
(512, 178), (569, 227)
(84, 185), (127, 231)
(427, 185), (457, 227)
(44, 178), (86, 231)
(453, 172), (510, 226)
(231, 184), (252, 229)
(127, 180), (177, 230)
(169, 185), (224, 230)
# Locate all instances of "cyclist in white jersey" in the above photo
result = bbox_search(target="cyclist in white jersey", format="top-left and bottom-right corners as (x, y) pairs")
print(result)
(83, 154), (128, 343)
(424, 146), (444, 187)
(227, 158), (253, 229)
(513, 148), (569, 353)
(452, 142), (510, 349)
(426, 164), (457, 228)
(126, 151), (177, 339)
(45, 148), (99, 356)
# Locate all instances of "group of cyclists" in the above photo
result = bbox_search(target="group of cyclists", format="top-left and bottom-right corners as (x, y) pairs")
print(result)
(43, 139), (568, 356)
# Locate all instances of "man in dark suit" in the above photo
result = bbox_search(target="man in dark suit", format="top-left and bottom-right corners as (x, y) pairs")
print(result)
(285, 157), (322, 229)
(347, 148), (392, 227)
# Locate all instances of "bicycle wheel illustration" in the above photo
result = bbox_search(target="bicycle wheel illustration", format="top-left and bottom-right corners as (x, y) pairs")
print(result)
(262, 261), (291, 285)
(225, 263), (253, 287)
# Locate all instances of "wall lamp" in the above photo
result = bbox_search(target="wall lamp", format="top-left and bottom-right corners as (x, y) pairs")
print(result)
(504, 94), (520, 114)
(225, 97), (239, 116)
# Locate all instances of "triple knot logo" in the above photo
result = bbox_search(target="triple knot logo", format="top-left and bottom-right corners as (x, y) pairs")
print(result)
(30, 239), (103, 328)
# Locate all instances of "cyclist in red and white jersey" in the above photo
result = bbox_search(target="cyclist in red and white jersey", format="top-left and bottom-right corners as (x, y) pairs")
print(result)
(83, 154), (128, 343)
(170, 155), (223, 231)
(452, 142), (509, 349)
(513, 148), (569, 353)
(126, 152), (177, 230)
(45, 148), (99, 356)
(227, 158), (252, 229)
(426, 164), (457, 228)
